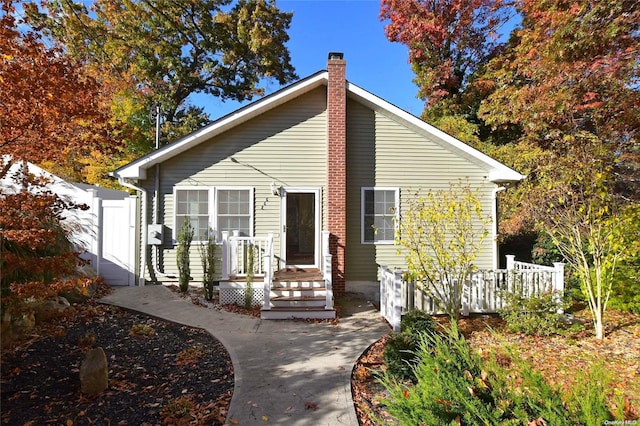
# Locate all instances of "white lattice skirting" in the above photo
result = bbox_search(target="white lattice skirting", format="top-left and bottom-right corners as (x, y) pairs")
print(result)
(219, 282), (264, 306)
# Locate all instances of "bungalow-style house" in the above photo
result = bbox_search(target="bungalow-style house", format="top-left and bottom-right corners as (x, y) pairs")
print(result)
(112, 53), (524, 320)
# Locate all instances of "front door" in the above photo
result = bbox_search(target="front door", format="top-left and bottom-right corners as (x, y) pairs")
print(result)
(281, 188), (320, 268)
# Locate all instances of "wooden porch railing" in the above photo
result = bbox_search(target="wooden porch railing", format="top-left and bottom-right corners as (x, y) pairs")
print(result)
(379, 256), (565, 331)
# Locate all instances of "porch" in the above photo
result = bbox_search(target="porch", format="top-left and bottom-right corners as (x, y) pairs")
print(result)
(379, 256), (565, 331)
(218, 231), (336, 320)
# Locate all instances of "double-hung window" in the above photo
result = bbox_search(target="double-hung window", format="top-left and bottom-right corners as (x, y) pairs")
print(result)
(361, 187), (399, 244)
(174, 187), (253, 242)
(175, 189), (209, 241)
(216, 188), (251, 237)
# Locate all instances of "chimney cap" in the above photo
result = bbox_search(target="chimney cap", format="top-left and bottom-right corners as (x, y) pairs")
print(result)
(328, 52), (344, 60)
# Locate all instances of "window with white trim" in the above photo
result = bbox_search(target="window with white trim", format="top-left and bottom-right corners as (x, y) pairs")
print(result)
(361, 187), (399, 244)
(174, 187), (253, 242)
(175, 189), (209, 241)
(216, 189), (251, 237)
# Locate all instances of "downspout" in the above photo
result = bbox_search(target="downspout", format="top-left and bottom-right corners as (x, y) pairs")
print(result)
(492, 186), (506, 269)
(150, 105), (177, 280)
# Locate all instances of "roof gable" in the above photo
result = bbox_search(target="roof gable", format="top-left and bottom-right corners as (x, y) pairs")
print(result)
(113, 71), (523, 183)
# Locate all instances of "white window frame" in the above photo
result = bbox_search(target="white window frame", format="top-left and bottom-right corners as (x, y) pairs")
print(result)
(361, 187), (399, 245)
(173, 186), (254, 243)
(173, 186), (212, 243)
(214, 186), (254, 239)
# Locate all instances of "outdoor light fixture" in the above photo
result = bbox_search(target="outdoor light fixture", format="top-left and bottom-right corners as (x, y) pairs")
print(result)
(270, 181), (281, 196)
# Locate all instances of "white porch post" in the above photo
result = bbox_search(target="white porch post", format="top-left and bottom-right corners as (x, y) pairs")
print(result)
(506, 254), (515, 293)
(553, 262), (565, 313)
(263, 233), (274, 310)
(392, 270), (403, 332)
(221, 231), (229, 280)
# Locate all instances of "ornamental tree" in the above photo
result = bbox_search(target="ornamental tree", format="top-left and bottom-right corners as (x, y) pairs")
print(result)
(539, 147), (631, 340)
(397, 181), (491, 320)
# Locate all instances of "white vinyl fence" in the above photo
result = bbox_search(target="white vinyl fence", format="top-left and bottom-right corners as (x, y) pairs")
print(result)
(380, 255), (565, 331)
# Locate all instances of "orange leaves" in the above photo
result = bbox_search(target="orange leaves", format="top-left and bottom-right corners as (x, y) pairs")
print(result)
(380, 0), (514, 106)
(0, 6), (120, 165)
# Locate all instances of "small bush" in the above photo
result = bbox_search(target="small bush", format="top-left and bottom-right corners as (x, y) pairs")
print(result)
(129, 323), (155, 337)
(401, 309), (438, 336)
(176, 218), (194, 293)
(176, 344), (204, 367)
(160, 396), (195, 424)
(499, 290), (567, 336)
(198, 228), (216, 301)
(383, 310), (439, 381)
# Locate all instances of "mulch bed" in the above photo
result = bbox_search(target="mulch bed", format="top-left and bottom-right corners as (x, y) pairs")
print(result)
(1, 302), (234, 425)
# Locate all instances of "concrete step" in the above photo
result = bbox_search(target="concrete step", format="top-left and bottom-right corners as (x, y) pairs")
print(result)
(261, 307), (336, 320)
(270, 295), (327, 308)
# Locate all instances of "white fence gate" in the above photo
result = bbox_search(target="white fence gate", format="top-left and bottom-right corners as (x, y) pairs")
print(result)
(86, 194), (138, 286)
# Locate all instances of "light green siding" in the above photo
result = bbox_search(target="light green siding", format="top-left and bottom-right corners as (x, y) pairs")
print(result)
(346, 99), (496, 282)
(137, 87), (499, 284)
(141, 87), (327, 282)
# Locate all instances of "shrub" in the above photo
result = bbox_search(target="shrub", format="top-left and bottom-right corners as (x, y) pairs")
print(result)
(383, 310), (438, 381)
(129, 323), (156, 337)
(176, 218), (194, 293)
(198, 228), (216, 301)
(499, 290), (567, 336)
(0, 163), (84, 299)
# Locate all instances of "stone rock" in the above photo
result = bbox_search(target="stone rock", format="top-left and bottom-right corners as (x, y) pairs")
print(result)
(43, 296), (71, 312)
(80, 347), (109, 394)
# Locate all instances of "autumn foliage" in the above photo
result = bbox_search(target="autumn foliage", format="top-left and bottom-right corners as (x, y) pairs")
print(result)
(0, 162), (86, 301)
(0, 2), (118, 165)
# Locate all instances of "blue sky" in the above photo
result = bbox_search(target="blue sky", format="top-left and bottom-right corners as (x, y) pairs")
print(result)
(193, 0), (425, 120)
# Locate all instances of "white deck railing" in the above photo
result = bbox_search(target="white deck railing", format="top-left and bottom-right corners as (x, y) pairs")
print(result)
(221, 231), (274, 279)
(380, 256), (565, 331)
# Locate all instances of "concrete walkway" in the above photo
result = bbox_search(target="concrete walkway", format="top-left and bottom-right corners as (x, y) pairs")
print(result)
(100, 285), (390, 425)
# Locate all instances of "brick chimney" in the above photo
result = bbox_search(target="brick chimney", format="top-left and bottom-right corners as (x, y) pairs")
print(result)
(327, 52), (346, 294)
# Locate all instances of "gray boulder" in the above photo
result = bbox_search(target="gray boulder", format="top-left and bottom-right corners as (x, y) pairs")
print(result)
(80, 347), (108, 394)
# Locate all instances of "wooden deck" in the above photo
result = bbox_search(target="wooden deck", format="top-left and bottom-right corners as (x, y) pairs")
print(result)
(273, 268), (323, 282)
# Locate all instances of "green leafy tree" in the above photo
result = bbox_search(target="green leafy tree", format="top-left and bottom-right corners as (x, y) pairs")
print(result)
(26, 0), (297, 137)
(397, 181), (491, 320)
